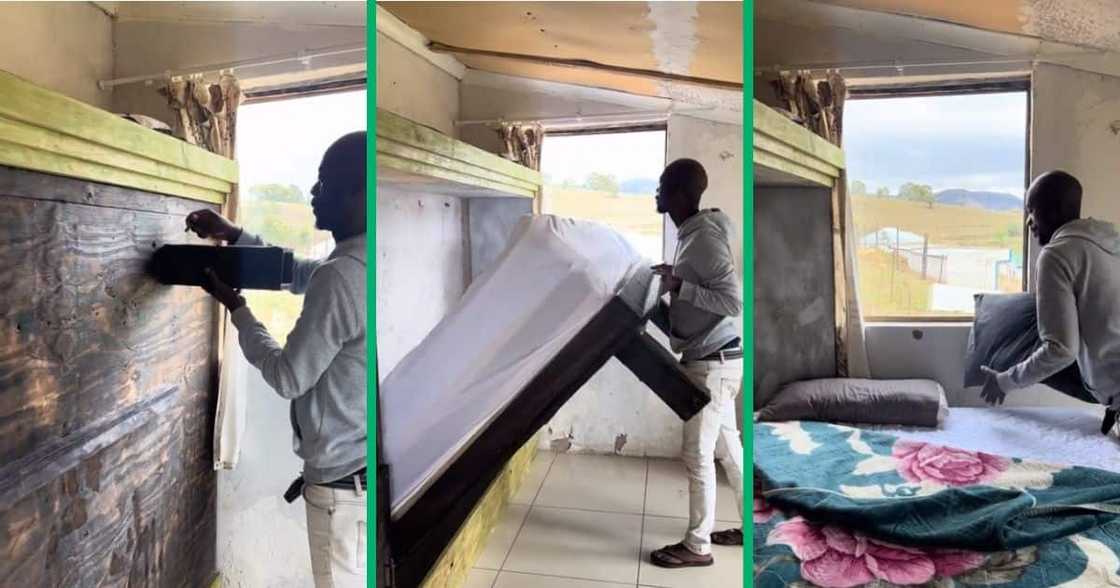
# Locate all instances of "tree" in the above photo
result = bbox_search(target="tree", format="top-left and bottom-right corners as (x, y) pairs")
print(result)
(875, 187), (890, 198)
(248, 183), (306, 203)
(583, 172), (620, 195)
(850, 180), (868, 197)
(899, 182), (935, 209)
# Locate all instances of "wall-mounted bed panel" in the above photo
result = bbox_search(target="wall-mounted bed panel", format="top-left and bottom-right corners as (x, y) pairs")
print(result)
(754, 186), (837, 409)
(0, 167), (221, 587)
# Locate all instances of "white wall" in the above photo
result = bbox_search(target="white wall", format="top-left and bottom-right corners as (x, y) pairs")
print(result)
(458, 79), (744, 457)
(0, 3), (114, 108)
(375, 32), (466, 377)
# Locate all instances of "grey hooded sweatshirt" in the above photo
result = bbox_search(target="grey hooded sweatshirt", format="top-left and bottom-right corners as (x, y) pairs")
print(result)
(668, 209), (743, 362)
(995, 218), (1120, 409)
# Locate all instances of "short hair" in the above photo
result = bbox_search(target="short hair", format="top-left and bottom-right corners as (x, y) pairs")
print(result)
(324, 131), (366, 191)
(662, 158), (708, 208)
(1030, 170), (1082, 219)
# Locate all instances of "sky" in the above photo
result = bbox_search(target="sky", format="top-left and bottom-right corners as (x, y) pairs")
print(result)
(843, 92), (1028, 198)
(540, 130), (666, 186)
(236, 89), (367, 197)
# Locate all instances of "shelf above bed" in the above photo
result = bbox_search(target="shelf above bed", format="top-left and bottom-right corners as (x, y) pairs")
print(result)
(0, 70), (237, 205)
(376, 108), (541, 199)
(753, 99), (844, 188)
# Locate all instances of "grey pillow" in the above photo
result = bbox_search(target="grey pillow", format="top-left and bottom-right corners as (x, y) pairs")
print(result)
(756, 378), (949, 427)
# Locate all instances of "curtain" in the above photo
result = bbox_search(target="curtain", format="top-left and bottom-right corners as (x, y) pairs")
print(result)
(163, 74), (248, 469)
(772, 72), (871, 378)
(498, 123), (543, 171)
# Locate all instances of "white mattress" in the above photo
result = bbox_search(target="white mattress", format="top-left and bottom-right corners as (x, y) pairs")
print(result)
(863, 407), (1119, 473)
(380, 215), (647, 515)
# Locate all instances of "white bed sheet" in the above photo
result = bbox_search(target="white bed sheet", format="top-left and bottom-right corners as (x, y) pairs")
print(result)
(380, 215), (647, 516)
(863, 406), (1119, 473)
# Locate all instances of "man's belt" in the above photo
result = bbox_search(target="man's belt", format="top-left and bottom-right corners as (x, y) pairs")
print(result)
(697, 338), (743, 362)
(283, 467), (368, 503)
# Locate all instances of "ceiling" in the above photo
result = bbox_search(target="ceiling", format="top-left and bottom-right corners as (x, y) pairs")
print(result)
(380, 1), (742, 100)
(813, 0), (1120, 53)
(95, 1), (366, 28)
(755, 0), (1120, 82)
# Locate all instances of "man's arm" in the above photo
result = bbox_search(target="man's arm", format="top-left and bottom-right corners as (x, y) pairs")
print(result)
(995, 249), (1080, 391)
(234, 231), (322, 294)
(230, 265), (359, 399)
(677, 234), (742, 318)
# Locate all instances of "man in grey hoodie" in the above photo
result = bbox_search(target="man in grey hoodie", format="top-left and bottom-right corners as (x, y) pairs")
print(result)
(186, 132), (367, 587)
(649, 159), (744, 569)
(981, 170), (1119, 436)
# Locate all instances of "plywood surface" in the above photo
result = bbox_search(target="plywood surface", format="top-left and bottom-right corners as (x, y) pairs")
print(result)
(0, 166), (220, 586)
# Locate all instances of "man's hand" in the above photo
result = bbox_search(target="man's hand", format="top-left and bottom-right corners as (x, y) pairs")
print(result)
(186, 209), (243, 242)
(979, 365), (1007, 406)
(202, 267), (246, 311)
(652, 264), (683, 294)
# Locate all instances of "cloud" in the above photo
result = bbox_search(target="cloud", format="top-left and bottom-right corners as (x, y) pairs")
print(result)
(844, 92), (1028, 197)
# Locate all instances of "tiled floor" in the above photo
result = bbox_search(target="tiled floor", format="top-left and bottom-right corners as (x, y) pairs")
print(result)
(466, 451), (743, 588)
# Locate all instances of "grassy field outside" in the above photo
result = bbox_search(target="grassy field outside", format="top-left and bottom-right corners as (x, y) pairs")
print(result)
(242, 198), (333, 344)
(544, 185), (663, 259)
(853, 195), (1025, 317)
(853, 195), (1023, 249)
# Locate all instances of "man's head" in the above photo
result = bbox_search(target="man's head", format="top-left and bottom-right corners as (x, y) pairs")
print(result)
(656, 158), (708, 224)
(1026, 170), (1082, 246)
(311, 131), (366, 238)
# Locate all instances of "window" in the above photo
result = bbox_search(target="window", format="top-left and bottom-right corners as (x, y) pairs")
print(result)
(844, 86), (1028, 320)
(540, 129), (667, 261)
(235, 88), (366, 342)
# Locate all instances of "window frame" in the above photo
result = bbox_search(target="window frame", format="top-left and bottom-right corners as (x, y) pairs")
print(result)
(848, 77), (1032, 323)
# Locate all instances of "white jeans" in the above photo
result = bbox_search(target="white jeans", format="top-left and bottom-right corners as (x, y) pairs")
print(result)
(304, 481), (367, 588)
(680, 357), (744, 555)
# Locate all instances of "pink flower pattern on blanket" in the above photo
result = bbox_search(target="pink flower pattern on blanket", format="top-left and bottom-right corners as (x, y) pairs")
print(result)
(754, 496), (777, 523)
(767, 517), (986, 587)
(892, 440), (1011, 486)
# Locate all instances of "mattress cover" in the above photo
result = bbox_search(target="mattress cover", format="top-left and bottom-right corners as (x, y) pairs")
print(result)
(380, 215), (647, 515)
(863, 406), (1119, 473)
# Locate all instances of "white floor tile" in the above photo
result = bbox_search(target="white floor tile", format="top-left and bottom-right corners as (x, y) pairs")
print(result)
(464, 568), (498, 588)
(503, 506), (643, 584)
(513, 450), (557, 506)
(476, 503), (531, 570)
(643, 458), (742, 523)
(637, 515), (743, 588)
(493, 571), (633, 587)
(535, 453), (647, 514)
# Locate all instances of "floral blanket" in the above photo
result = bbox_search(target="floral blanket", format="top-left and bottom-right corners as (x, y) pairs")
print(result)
(753, 421), (1120, 587)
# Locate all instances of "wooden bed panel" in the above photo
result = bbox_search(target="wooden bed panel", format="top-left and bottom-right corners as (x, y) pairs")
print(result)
(0, 166), (220, 587)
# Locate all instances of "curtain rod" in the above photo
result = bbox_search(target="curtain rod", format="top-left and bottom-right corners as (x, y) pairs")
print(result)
(97, 43), (366, 90)
(455, 107), (715, 128)
(429, 42), (743, 91)
(754, 50), (1108, 75)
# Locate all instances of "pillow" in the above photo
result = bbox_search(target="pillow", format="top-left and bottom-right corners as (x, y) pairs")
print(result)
(964, 292), (1039, 388)
(756, 378), (949, 427)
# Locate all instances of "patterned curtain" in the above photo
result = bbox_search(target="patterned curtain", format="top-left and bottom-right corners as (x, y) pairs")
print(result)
(498, 123), (543, 171)
(772, 71), (871, 379)
(161, 74), (242, 220)
(162, 74), (245, 470)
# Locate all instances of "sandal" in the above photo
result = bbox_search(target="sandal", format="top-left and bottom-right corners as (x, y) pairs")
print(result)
(650, 542), (714, 568)
(711, 528), (743, 546)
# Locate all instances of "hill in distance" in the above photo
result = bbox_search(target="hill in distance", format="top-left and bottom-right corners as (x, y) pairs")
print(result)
(934, 189), (1022, 211)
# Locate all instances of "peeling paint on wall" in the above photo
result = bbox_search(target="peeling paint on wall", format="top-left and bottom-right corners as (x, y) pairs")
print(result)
(1021, 0), (1120, 53)
(614, 433), (628, 453)
(647, 2), (698, 76)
